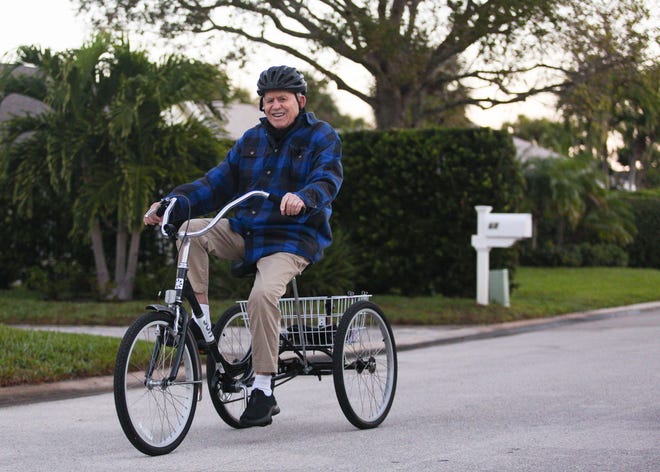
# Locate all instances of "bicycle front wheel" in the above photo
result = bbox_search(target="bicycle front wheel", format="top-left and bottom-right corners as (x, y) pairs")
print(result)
(114, 312), (200, 456)
(333, 301), (397, 429)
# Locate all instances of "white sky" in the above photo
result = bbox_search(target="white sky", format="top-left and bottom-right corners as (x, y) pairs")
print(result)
(0, 0), (559, 129)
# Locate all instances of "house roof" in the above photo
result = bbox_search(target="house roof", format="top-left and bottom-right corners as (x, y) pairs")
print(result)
(512, 136), (562, 162)
(0, 93), (48, 121)
(1, 64), (47, 122)
(212, 102), (261, 140)
(0, 64), (39, 78)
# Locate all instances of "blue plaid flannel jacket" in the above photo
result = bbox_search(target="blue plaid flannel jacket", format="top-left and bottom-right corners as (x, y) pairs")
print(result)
(168, 112), (343, 267)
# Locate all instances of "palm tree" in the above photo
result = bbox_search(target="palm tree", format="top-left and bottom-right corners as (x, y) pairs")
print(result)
(1, 35), (230, 299)
(522, 155), (635, 248)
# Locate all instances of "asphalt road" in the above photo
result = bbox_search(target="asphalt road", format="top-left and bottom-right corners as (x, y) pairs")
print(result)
(1, 309), (658, 471)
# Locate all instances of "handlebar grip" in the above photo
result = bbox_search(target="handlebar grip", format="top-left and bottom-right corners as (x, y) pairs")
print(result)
(267, 193), (283, 207)
(155, 199), (169, 217)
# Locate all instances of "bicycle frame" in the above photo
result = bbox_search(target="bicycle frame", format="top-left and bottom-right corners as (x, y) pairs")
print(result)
(153, 190), (273, 383)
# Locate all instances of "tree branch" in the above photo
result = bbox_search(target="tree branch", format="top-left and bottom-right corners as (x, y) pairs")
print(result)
(204, 20), (373, 104)
(427, 80), (568, 114)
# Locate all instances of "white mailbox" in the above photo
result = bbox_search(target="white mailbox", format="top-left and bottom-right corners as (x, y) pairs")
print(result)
(471, 206), (532, 305)
(483, 213), (532, 240)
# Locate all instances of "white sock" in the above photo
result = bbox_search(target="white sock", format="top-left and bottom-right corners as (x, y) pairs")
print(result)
(200, 304), (210, 318)
(252, 374), (272, 396)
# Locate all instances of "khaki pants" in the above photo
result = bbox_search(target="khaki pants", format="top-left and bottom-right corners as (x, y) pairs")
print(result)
(179, 219), (308, 373)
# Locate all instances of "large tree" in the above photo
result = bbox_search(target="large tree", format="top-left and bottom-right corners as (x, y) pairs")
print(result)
(77, 0), (578, 129)
(0, 35), (229, 299)
(553, 0), (657, 183)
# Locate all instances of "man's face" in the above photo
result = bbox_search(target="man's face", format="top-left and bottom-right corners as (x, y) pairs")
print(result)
(263, 90), (306, 129)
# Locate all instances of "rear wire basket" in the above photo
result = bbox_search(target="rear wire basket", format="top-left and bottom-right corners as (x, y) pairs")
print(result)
(237, 294), (370, 348)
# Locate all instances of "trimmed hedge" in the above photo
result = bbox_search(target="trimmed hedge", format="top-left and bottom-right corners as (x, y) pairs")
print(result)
(333, 128), (524, 297)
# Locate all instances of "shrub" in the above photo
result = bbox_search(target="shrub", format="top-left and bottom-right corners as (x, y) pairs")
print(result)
(521, 243), (628, 267)
(535, 244), (583, 267)
(24, 259), (95, 300)
(579, 243), (628, 267)
(335, 128), (524, 296)
(132, 263), (177, 300)
(619, 190), (660, 268)
(292, 228), (360, 296)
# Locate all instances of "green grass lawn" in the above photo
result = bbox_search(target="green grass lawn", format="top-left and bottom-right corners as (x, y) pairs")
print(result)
(0, 325), (121, 387)
(374, 267), (660, 325)
(1, 266), (658, 387)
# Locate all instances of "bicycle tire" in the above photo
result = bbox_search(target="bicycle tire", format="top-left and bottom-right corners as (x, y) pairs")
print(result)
(114, 312), (200, 455)
(333, 301), (397, 429)
(207, 304), (253, 428)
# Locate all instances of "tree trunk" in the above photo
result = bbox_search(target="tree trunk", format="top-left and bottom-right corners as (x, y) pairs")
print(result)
(90, 218), (110, 296)
(600, 139), (610, 180)
(629, 134), (646, 190)
(115, 230), (141, 301)
(531, 217), (539, 250)
(556, 219), (566, 247)
(372, 76), (407, 129)
(115, 223), (127, 287)
(598, 121), (611, 180)
(628, 153), (638, 191)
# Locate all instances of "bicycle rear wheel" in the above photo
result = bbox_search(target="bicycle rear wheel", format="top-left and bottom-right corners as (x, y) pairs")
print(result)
(333, 301), (397, 429)
(207, 304), (253, 428)
(114, 312), (200, 456)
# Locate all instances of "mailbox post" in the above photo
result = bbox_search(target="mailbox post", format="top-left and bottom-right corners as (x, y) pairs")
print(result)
(471, 206), (532, 305)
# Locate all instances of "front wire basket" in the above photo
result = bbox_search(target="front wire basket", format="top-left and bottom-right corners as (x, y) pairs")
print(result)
(237, 294), (371, 348)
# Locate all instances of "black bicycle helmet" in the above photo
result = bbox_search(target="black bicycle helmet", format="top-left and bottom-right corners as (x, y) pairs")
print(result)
(257, 65), (307, 96)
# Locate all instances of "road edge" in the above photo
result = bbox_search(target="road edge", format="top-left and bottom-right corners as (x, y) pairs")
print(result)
(2, 300), (658, 408)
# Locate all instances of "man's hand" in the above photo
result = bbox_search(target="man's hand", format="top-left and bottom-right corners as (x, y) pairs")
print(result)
(280, 192), (305, 216)
(143, 202), (163, 226)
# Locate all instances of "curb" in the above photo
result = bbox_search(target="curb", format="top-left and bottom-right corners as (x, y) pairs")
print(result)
(2, 301), (658, 408)
(0, 375), (114, 408)
(396, 300), (660, 351)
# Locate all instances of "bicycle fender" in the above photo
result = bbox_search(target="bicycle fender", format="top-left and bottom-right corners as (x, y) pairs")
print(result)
(146, 304), (174, 314)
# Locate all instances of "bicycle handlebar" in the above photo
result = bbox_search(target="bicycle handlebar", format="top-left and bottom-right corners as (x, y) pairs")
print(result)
(158, 190), (281, 239)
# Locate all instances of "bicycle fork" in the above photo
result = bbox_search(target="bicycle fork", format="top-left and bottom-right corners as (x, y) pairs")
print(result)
(145, 233), (208, 392)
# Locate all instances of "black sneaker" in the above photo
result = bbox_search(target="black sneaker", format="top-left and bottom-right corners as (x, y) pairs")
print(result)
(240, 389), (280, 427)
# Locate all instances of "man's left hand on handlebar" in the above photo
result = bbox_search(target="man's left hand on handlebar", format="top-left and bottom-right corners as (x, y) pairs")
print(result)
(280, 192), (305, 216)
